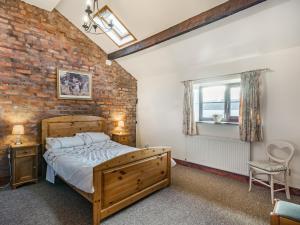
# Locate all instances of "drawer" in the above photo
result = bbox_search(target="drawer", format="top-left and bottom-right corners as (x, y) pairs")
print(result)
(14, 155), (37, 185)
(0, 146), (8, 155)
(119, 136), (129, 142)
(0, 149), (6, 155)
(15, 147), (36, 157)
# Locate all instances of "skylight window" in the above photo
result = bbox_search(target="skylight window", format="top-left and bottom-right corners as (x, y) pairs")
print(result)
(94, 6), (136, 47)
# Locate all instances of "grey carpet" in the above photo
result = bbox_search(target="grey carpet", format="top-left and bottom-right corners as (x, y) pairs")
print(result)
(1, 165), (300, 225)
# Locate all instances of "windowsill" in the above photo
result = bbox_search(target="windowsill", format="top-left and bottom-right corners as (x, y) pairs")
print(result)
(197, 121), (239, 126)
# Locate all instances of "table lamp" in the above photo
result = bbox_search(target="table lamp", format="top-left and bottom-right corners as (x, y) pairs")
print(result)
(12, 125), (24, 145)
(118, 120), (125, 133)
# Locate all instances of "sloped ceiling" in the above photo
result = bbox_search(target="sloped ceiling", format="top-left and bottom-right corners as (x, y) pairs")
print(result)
(23, 0), (300, 80)
(114, 0), (300, 80)
(56, 0), (226, 53)
(22, 0), (61, 11)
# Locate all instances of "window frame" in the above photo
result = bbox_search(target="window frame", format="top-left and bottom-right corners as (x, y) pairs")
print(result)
(227, 83), (240, 122)
(94, 5), (137, 47)
(198, 82), (240, 123)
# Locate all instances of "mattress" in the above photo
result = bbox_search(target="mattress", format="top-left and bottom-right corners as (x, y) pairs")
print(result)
(44, 140), (137, 193)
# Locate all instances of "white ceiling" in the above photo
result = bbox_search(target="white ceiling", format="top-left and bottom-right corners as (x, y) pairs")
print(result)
(56, 0), (226, 53)
(113, 0), (300, 80)
(22, 0), (61, 11)
(24, 0), (300, 81)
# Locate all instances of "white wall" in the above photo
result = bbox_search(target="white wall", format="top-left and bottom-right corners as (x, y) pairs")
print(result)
(137, 46), (300, 189)
(111, 0), (300, 189)
(137, 73), (186, 159)
(22, 0), (61, 11)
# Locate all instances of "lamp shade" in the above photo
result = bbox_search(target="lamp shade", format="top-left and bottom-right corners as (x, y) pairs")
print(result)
(12, 125), (25, 135)
(118, 121), (125, 128)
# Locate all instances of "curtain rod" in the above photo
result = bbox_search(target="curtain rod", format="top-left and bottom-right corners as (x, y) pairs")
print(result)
(181, 68), (272, 83)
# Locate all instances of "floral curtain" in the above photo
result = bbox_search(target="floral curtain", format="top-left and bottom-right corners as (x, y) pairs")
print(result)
(239, 71), (263, 142)
(183, 81), (197, 136)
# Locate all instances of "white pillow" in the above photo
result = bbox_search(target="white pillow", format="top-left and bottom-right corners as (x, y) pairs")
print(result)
(76, 132), (110, 145)
(46, 136), (85, 149)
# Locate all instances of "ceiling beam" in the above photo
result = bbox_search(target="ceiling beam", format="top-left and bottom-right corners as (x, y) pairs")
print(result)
(108, 0), (266, 60)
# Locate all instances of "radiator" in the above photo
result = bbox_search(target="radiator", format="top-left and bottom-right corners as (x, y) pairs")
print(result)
(185, 136), (250, 176)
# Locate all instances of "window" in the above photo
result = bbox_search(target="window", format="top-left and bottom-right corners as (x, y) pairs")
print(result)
(195, 79), (241, 123)
(230, 86), (240, 118)
(94, 6), (136, 47)
(201, 85), (226, 120)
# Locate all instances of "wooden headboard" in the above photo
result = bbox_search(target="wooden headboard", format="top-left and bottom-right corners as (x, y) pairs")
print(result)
(41, 115), (106, 153)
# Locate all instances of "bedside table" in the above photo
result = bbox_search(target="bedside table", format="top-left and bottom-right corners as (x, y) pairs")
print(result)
(112, 132), (130, 146)
(0, 145), (10, 186)
(10, 143), (39, 189)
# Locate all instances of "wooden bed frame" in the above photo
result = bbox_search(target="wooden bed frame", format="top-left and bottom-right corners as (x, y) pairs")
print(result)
(41, 115), (171, 225)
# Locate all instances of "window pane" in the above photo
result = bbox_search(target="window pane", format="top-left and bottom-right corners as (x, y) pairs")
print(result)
(100, 9), (130, 38)
(202, 86), (225, 119)
(94, 6), (136, 46)
(193, 87), (199, 121)
(202, 86), (225, 102)
(94, 16), (135, 46)
(230, 87), (240, 101)
(203, 102), (225, 118)
(230, 87), (240, 117)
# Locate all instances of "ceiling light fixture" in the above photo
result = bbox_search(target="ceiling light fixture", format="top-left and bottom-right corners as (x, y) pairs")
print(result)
(82, 0), (113, 35)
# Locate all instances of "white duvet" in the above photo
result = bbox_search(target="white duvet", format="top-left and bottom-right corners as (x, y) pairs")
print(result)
(44, 140), (137, 193)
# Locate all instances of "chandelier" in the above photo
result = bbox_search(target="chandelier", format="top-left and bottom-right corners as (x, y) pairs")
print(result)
(82, 0), (113, 35)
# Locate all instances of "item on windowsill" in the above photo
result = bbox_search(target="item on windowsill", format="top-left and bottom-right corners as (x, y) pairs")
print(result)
(212, 114), (223, 124)
(12, 125), (24, 145)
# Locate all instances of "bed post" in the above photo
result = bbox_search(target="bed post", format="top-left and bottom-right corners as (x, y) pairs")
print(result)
(167, 151), (172, 186)
(93, 168), (102, 225)
(41, 116), (171, 225)
(41, 120), (48, 178)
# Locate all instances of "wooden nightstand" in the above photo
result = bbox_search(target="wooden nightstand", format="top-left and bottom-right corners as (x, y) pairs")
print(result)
(0, 145), (10, 186)
(112, 132), (130, 146)
(10, 143), (39, 189)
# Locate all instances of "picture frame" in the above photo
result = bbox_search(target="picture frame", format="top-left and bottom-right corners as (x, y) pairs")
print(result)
(57, 69), (92, 100)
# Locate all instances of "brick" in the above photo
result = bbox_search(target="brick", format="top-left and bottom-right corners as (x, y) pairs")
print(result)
(0, 0), (137, 149)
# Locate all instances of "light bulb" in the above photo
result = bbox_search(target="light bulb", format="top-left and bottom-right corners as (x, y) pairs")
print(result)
(83, 15), (89, 23)
(86, 0), (92, 7)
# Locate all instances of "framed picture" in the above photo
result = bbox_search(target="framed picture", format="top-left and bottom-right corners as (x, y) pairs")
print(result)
(57, 69), (92, 100)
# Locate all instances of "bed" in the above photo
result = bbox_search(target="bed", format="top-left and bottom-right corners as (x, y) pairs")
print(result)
(41, 115), (172, 225)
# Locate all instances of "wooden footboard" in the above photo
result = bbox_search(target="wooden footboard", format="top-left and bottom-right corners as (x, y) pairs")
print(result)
(92, 147), (171, 225)
(41, 116), (172, 225)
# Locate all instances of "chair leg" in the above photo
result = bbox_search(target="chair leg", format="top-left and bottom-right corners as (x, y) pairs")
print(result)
(270, 175), (274, 204)
(249, 169), (253, 192)
(284, 170), (291, 200)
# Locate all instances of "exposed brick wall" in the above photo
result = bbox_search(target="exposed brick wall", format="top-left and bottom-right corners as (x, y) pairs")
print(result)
(0, 0), (137, 147)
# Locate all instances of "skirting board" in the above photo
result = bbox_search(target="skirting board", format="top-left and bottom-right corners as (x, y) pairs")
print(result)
(174, 158), (300, 197)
